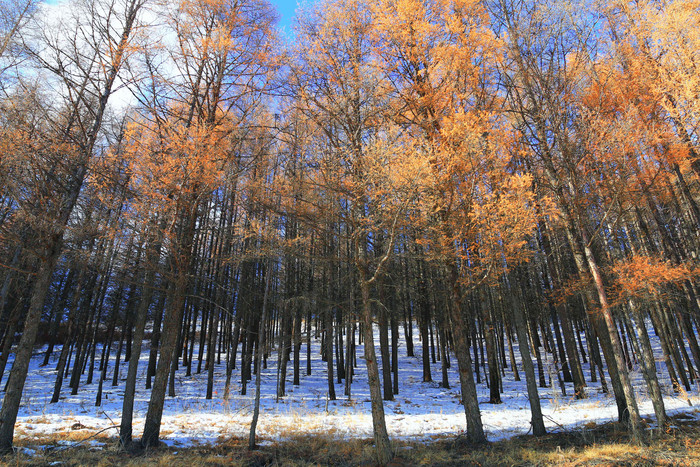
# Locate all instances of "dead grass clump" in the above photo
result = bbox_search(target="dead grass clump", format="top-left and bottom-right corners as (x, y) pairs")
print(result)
(13, 426), (117, 449)
(262, 434), (376, 465)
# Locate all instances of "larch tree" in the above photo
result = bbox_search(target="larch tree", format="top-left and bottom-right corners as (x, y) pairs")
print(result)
(0, 0), (147, 452)
(371, 0), (542, 442)
(494, 0), (654, 442)
(612, 0), (700, 181)
(573, 0), (700, 428)
(115, 0), (278, 448)
(289, 0), (428, 461)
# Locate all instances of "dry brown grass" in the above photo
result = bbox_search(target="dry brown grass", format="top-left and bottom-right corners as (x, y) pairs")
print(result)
(2, 413), (700, 466)
(13, 422), (118, 449)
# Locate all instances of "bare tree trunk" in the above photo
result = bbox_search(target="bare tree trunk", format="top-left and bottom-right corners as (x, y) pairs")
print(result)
(509, 276), (546, 436)
(0, 255), (57, 451)
(249, 260), (273, 450)
(146, 288), (165, 390)
(391, 307), (399, 395)
(120, 232), (162, 447)
(582, 240), (643, 443)
(483, 289), (501, 404)
(627, 301), (667, 428)
(141, 205), (197, 448)
(324, 279), (336, 400)
(418, 264), (432, 383)
(359, 279), (393, 464)
(378, 283), (393, 401)
(446, 262), (486, 444)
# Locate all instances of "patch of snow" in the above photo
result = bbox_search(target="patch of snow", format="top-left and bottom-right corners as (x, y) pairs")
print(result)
(8, 323), (700, 450)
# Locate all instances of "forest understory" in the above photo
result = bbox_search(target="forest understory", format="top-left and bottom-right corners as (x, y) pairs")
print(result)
(3, 406), (700, 466)
(2, 325), (700, 464)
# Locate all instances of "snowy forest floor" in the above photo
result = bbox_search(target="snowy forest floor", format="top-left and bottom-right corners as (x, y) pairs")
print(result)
(4, 413), (700, 465)
(3, 325), (700, 464)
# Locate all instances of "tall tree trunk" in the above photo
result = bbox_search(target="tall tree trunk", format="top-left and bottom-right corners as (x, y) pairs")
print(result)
(627, 301), (667, 428)
(205, 308), (220, 400)
(446, 262), (486, 444)
(359, 279), (393, 464)
(141, 206), (197, 447)
(0, 302), (22, 389)
(325, 297), (336, 401)
(120, 233), (162, 447)
(505, 321), (520, 381)
(418, 266), (432, 383)
(146, 288), (166, 390)
(483, 289), (501, 404)
(378, 283), (393, 401)
(582, 239), (643, 443)
(249, 260), (273, 450)
(509, 276), (546, 436)
(391, 306), (399, 395)
(0, 254), (58, 451)
(277, 301), (293, 397)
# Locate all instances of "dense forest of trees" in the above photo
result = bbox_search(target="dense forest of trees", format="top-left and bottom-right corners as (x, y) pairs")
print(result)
(0, 0), (698, 462)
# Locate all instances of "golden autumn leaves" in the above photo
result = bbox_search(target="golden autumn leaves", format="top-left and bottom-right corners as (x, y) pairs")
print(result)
(117, 115), (233, 221)
(284, 0), (543, 293)
(91, 0), (698, 318)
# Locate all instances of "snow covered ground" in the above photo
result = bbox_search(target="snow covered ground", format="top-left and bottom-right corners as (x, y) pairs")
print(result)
(9, 325), (700, 451)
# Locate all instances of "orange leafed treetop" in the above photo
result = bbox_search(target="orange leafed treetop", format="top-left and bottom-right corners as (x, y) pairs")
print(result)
(612, 254), (698, 300)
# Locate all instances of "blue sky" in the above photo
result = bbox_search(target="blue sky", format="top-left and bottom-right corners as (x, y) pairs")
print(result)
(270, 0), (319, 39)
(45, 0), (310, 41)
(270, 0), (301, 37)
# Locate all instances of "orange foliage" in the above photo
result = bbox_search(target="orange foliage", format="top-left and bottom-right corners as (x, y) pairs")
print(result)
(369, 0), (540, 284)
(117, 114), (232, 222)
(612, 255), (697, 299)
